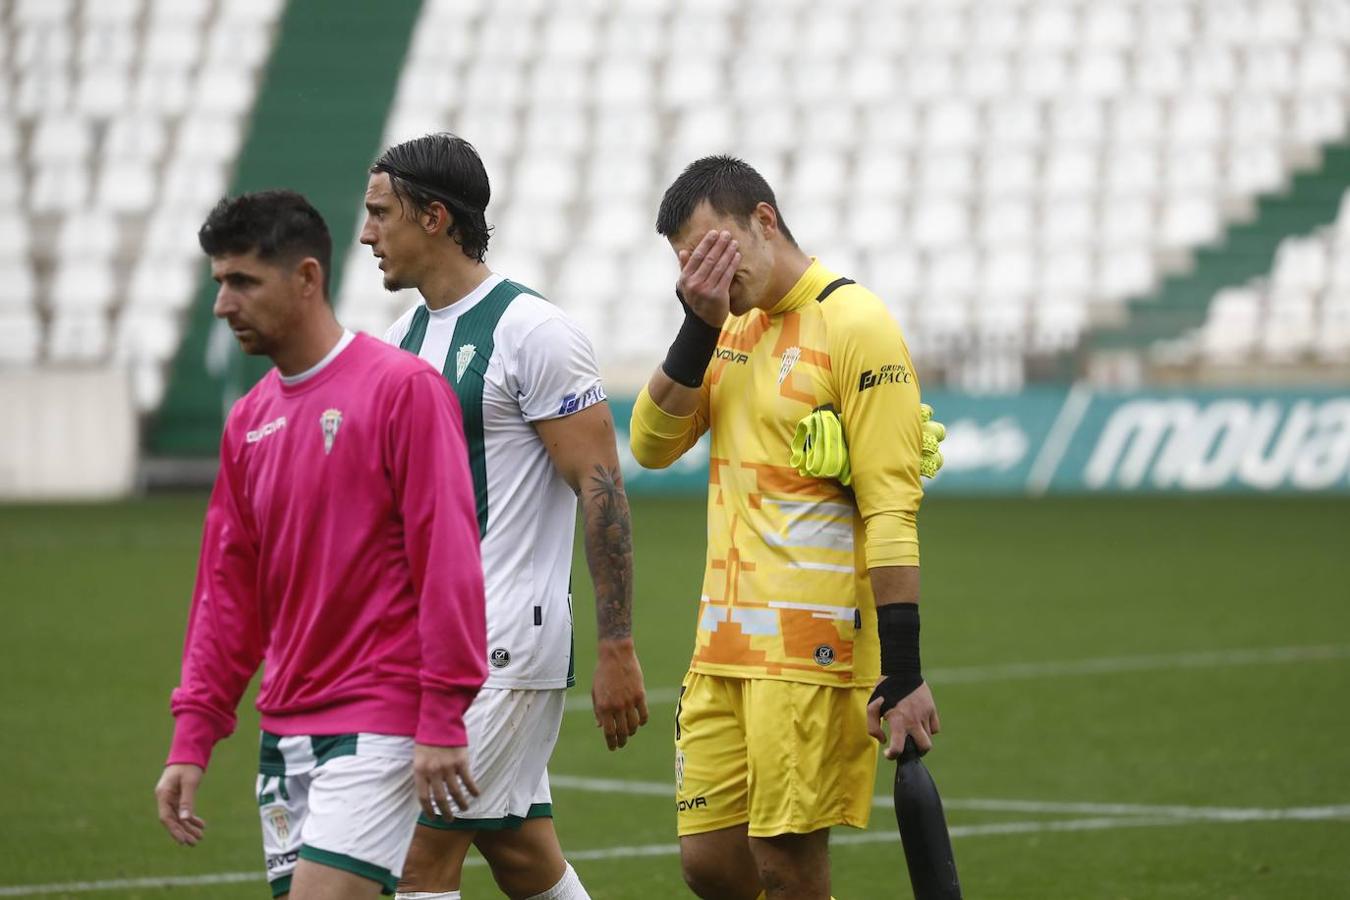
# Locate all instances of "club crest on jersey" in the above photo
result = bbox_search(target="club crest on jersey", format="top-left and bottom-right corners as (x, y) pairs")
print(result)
(320, 408), (342, 455)
(813, 644), (836, 666)
(778, 346), (801, 385)
(264, 805), (290, 844)
(455, 344), (477, 382)
(489, 647), (511, 669)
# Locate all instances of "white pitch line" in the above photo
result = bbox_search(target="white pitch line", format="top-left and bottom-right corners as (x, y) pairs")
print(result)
(563, 643), (1350, 711)
(0, 872), (263, 897)
(549, 774), (1350, 825)
(929, 798), (1350, 822)
(926, 643), (1350, 685)
(0, 812), (1313, 897)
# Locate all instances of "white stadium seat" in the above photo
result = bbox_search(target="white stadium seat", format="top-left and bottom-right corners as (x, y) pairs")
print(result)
(82, 0), (144, 26)
(31, 164), (91, 213)
(959, 54), (1014, 101)
(1243, 47), (1297, 94)
(195, 66), (257, 116)
(50, 260), (115, 313)
(1097, 245), (1156, 300)
(851, 149), (909, 201)
(861, 100), (920, 149)
(539, 14), (600, 61)
(847, 200), (905, 251)
(160, 158), (229, 211)
(982, 247), (1037, 297)
(0, 312), (42, 364)
(926, 248), (980, 296)
(142, 23), (203, 68)
(1161, 194), (1221, 248)
(580, 201), (648, 252)
(77, 24), (139, 68)
(785, 200), (841, 251)
(1299, 43), (1350, 91)
(909, 197), (970, 249)
(905, 53), (958, 102)
(0, 262), (37, 309)
(30, 114), (91, 163)
(48, 313), (110, 361)
(977, 150), (1036, 198)
(1135, 48), (1187, 97)
(75, 67), (131, 117)
(1111, 95), (1165, 144)
(978, 200), (1034, 247)
(57, 211), (118, 262)
(662, 57), (724, 110)
(97, 161), (158, 213)
(914, 151), (975, 198)
(1200, 287), (1261, 364)
(176, 116), (245, 164)
(148, 0), (211, 26)
(0, 214), (33, 262)
(1260, 290), (1317, 361)
(126, 257), (197, 313)
(1040, 199), (1094, 248)
(105, 116), (169, 164)
(1271, 238), (1329, 292)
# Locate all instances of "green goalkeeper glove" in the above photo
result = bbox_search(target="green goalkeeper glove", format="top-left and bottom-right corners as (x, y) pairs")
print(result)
(790, 404), (947, 485)
(790, 406), (852, 485)
(919, 403), (946, 479)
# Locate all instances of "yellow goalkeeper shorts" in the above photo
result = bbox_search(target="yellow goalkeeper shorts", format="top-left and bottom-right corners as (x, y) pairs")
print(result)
(673, 670), (877, 838)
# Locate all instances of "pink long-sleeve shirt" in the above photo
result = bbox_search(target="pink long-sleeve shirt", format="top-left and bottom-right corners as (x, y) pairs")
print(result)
(168, 333), (487, 769)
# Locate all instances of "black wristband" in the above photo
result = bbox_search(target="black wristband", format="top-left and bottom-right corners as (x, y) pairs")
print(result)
(660, 290), (721, 388)
(870, 603), (923, 716)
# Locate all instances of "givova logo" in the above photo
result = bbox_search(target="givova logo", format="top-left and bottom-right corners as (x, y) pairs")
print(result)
(1083, 398), (1350, 491)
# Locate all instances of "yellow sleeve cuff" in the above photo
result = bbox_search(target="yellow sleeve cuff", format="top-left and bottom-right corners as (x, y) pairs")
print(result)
(864, 510), (920, 567)
(630, 387), (699, 469)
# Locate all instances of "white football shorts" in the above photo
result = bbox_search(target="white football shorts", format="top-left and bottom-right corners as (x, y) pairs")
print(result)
(418, 687), (565, 831)
(256, 732), (418, 897)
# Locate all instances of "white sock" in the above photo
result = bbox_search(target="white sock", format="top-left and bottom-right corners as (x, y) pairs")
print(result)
(524, 862), (590, 900)
(395, 893), (460, 899)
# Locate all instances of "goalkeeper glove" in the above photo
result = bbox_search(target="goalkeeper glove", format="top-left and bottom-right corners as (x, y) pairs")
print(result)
(790, 406), (852, 485)
(919, 403), (946, 479)
(790, 404), (947, 484)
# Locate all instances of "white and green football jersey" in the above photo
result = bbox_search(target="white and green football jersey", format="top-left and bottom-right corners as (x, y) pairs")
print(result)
(384, 274), (605, 690)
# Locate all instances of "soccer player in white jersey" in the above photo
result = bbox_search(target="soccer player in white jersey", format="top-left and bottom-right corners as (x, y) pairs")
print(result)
(360, 133), (648, 900)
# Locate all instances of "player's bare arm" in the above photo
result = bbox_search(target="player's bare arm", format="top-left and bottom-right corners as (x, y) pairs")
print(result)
(534, 403), (649, 750)
(866, 566), (942, 760)
(646, 230), (740, 414)
(154, 763), (206, 846)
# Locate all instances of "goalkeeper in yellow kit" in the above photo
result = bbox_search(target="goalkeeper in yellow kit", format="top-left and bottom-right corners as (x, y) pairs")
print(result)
(630, 156), (945, 900)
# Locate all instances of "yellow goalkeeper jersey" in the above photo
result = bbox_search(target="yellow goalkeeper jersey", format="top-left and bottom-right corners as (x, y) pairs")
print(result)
(631, 260), (924, 686)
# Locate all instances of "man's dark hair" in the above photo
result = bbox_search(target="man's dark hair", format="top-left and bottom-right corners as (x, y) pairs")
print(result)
(371, 133), (493, 263)
(198, 190), (333, 295)
(655, 155), (796, 244)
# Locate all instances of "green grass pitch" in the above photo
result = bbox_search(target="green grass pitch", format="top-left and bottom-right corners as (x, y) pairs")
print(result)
(1, 494), (1348, 898)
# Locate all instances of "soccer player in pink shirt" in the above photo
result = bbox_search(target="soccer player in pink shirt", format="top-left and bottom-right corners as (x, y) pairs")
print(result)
(154, 190), (488, 900)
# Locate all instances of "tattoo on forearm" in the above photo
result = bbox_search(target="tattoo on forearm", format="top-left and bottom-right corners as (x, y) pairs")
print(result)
(584, 463), (634, 640)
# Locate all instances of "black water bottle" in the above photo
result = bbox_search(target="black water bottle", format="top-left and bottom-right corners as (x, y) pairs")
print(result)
(895, 739), (962, 899)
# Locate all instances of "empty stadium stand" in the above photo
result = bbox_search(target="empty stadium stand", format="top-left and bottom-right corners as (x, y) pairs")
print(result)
(1159, 185), (1350, 371)
(331, 0), (1350, 393)
(0, 0), (284, 411)
(3, 0), (1348, 424)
